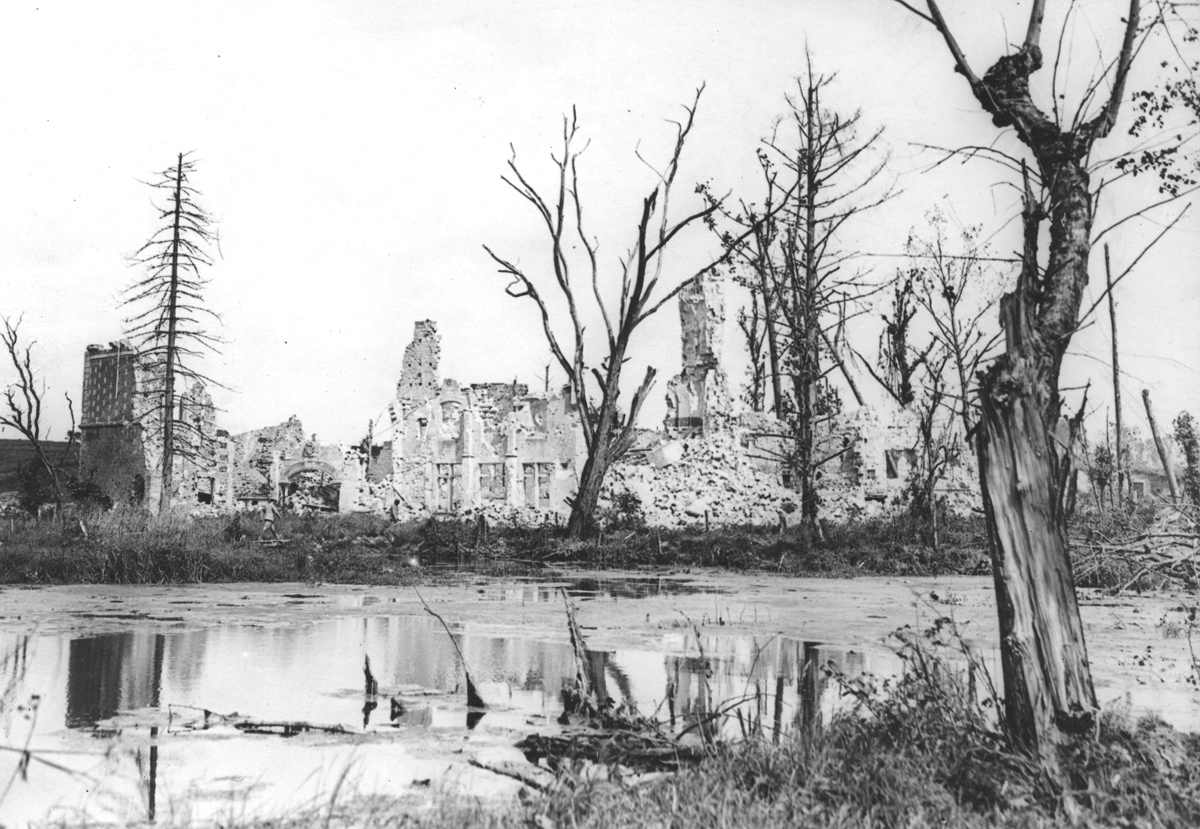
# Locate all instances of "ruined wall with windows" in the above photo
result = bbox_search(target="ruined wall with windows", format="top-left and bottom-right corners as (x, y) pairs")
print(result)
(382, 322), (582, 520)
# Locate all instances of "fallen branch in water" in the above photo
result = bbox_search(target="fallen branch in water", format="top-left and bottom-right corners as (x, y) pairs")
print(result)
(167, 704), (349, 736)
(414, 587), (487, 709)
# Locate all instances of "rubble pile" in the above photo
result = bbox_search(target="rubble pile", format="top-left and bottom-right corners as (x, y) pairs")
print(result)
(602, 431), (798, 527)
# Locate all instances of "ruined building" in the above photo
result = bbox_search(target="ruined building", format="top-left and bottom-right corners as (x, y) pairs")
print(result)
(79, 342), (235, 510)
(79, 274), (979, 522)
(367, 273), (979, 526)
(384, 321), (582, 519)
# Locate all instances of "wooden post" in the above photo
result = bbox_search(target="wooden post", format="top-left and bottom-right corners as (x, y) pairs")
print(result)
(1142, 389), (1180, 503)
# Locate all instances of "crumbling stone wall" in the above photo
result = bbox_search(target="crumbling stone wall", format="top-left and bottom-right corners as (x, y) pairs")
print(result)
(665, 275), (731, 437)
(383, 370), (582, 521)
(397, 320), (441, 407)
(80, 343), (235, 511)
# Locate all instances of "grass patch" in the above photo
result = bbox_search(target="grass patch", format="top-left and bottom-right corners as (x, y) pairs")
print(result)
(0, 508), (992, 584)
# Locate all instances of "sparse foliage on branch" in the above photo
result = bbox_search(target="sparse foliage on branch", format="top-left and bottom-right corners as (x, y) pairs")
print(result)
(907, 212), (1007, 436)
(485, 89), (750, 539)
(906, 349), (961, 552)
(867, 275), (931, 408)
(737, 283), (770, 412)
(1174, 411), (1200, 506)
(123, 152), (221, 515)
(0, 316), (78, 516)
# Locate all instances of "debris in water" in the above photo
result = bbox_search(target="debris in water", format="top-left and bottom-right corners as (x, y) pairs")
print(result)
(414, 588), (487, 709)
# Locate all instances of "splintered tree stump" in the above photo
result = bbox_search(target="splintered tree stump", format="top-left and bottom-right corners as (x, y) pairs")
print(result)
(978, 365), (1097, 760)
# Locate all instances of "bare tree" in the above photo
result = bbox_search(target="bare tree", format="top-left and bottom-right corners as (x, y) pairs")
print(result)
(484, 89), (747, 539)
(908, 348), (961, 552)
(1, 316), (77, 516)
(710, 58), (889, 539)
(737, 282), (769, 412)
(865, 274), (931, 408)
(908, 211), (1007, 436)
(888, 0), (1192, 762)
(123, 153), (220, 515)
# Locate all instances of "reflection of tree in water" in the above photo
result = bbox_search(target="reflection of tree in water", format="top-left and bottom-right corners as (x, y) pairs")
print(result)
(66, 633), (164, 728)
(582, 651), (634, 708)
(662, 637), (870, 737)
(0, 636), (30, 734)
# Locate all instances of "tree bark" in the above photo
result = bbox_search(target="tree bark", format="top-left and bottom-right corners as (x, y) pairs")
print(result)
(977, 360), (1096, 759)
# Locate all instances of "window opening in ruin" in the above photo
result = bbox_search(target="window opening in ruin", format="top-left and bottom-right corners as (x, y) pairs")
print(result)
(866, 468), (876, 481)
(781, 468), (793, 487)
(537, 463), (552, 508)
(885, 450), (901, 479)
(479, 463), (506, 501)
(840, 447), (860, 487)
(1133, 480), (1145, 499)
(523, 463), (536, 507)
(196, 476), (214, 504)
(131, 474), (145, 505)
(522, 462), (554, 508)
(417, 417), (428, 440)
(436, 463), (462, 511)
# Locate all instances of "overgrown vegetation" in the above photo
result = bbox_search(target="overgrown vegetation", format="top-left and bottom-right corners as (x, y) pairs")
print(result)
(0, 507), (992, 584)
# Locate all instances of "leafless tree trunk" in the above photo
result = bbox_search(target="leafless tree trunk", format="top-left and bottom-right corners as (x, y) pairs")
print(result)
(738, 287), (768, 411)
(1142, 389), (1179, 502)
(711, 55), (888, 538)
(1, 316), (78, 516)
(485, 89), (752, 538)
(1105, 245), (1126, 507)
(891, 0), (1145, 763)
(777, 62), (890, 534)
(124, 153), (220, 515)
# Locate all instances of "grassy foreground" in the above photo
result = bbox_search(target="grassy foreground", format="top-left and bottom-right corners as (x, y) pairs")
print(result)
(0, 507), (990, 584)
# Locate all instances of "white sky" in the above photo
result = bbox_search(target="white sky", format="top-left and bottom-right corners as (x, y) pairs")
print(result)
(0, 0), (1196, 445)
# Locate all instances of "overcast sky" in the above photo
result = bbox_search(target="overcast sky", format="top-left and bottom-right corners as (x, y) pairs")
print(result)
(1, 0), (1196, 445)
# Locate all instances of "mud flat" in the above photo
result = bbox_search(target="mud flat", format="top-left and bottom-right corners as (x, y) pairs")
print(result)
(0, 573), (1196, 825)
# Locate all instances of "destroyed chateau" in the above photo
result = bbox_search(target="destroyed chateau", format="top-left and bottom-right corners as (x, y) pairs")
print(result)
(78, 275), (981, 525)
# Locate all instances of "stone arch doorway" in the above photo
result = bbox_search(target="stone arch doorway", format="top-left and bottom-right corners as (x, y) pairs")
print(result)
(280, 461), (341, 512)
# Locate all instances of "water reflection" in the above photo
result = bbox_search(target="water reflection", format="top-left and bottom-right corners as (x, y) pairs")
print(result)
(481, 576), (730, 603)
(67, 633), (164, 727)
(0, 615), (894, 826)
(13, 618), (889, 737)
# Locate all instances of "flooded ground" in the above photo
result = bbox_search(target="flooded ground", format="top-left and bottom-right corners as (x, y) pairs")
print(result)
(1, 573), (1197, 825)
